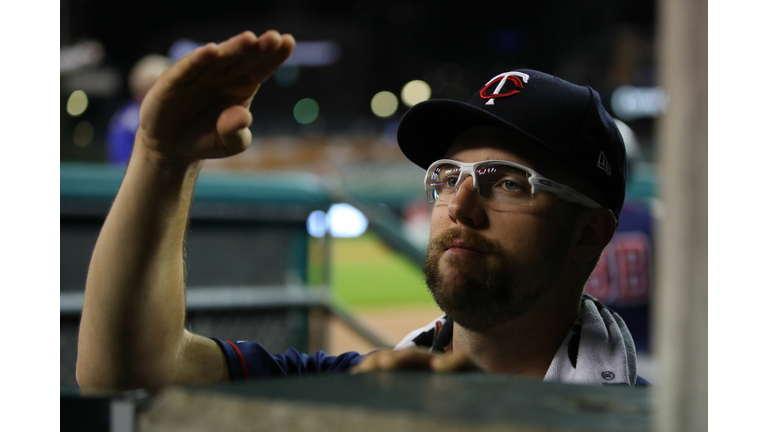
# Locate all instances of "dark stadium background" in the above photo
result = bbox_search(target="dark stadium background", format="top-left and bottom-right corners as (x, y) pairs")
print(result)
(60, 0), (657, 161)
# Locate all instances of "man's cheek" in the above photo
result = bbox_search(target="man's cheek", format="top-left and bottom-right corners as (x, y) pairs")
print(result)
(430, 206), (451, 230)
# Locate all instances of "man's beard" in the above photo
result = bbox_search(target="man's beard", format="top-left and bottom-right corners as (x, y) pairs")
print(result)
(422, 227), (559, 332)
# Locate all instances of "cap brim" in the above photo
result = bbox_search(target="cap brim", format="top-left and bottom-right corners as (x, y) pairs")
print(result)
(397, 99), (552, 170)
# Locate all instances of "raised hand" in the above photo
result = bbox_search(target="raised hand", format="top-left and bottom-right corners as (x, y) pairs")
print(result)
(136, 30), (295, 163)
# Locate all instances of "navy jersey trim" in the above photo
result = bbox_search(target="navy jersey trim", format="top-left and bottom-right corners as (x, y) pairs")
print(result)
(211, 337), (364, 381)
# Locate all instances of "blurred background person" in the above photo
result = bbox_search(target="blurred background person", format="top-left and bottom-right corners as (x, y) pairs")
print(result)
(584, 119), (655, 376)
(106, 54), (171, 164)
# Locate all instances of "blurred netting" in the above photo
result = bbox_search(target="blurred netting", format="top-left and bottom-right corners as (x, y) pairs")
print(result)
(61, 164), (331, 390)
(186, 309), (309, 351)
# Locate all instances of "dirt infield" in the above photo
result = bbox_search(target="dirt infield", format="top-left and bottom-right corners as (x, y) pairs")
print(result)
(327, 304), (444, 356)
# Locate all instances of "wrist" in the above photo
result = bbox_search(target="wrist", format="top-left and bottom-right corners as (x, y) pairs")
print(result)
(131, 132), (203, 177)
(118, 138), (203, 219)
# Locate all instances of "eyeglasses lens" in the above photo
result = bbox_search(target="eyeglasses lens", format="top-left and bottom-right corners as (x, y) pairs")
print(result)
(427, 162), (533, 208)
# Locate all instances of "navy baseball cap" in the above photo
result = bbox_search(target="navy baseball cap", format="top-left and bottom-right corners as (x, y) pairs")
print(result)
(397, 69), (627, 219)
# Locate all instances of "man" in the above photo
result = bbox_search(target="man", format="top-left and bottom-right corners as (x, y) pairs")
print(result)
(76, 30), (646, 394)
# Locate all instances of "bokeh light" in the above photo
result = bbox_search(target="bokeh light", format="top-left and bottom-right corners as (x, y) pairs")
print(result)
(306, 210), (327, 238)
(293, 98), (320, 124)
(306, 204), (369, 238)
(371, 91), (398, 118)
(73, 121), (94, 147)
(275, 65), (300, 87)
(168, 38), (201, 63)
(66, 90), (88, 117)
(610, 85), (668, 121)
(327, 203), (368, 238)
(401, 80), (431, 107)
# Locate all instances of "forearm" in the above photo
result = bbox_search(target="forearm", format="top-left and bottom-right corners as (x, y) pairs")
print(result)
(77, 141), (202, 391)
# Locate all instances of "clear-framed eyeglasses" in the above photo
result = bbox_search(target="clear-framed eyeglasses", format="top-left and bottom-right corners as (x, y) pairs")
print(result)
(424, 159), (602, 211)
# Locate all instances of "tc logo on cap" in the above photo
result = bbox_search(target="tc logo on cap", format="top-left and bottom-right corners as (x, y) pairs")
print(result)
(479, 71), (530, 106)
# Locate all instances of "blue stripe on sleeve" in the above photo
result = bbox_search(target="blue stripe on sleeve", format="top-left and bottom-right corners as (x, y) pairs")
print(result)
(211, 337), (365, 380)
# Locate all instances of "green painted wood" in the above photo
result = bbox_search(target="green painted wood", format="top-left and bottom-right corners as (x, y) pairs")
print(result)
(60, 163), (331, 206)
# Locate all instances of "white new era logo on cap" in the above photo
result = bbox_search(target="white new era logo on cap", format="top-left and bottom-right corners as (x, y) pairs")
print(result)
(597, 152), (612, 175)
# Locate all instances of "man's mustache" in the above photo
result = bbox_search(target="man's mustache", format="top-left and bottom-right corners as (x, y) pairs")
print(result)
(428, 227), (501, 255)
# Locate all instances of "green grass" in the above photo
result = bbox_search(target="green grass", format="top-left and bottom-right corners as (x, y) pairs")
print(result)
(328, 233), (434, 309)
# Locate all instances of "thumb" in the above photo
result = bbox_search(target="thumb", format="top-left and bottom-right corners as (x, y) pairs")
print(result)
(216, 105), (253, 157)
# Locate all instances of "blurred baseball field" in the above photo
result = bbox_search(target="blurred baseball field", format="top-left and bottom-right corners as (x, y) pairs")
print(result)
(323, 232), (443, 354)
(329, 233), (433, 309)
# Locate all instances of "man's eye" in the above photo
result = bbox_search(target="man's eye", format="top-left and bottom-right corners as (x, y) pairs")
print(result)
(446, 177), (459, 187)
(500, 179), (523, 191)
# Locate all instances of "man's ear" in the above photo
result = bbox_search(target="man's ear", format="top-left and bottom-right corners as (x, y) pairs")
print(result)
(570, 208), (616, 264)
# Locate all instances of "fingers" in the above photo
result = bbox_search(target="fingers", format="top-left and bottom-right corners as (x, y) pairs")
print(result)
(256, 33), (295, 80)
(160, 30), (294, 97)
(253, 31), (296, 69)
(430, 352), (484, 373)
(351, 349), (485, 374)
(160, 42), (218, 92)
(222, 31), (296, 89)
(351, 348), (434, 374)
(221, 30), (259, 54)
(209, 30), (291, 79)
(212, 31), (261, 72)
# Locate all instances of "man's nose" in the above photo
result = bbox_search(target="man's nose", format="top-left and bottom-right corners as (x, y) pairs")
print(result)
(447, 176), (488, 228)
